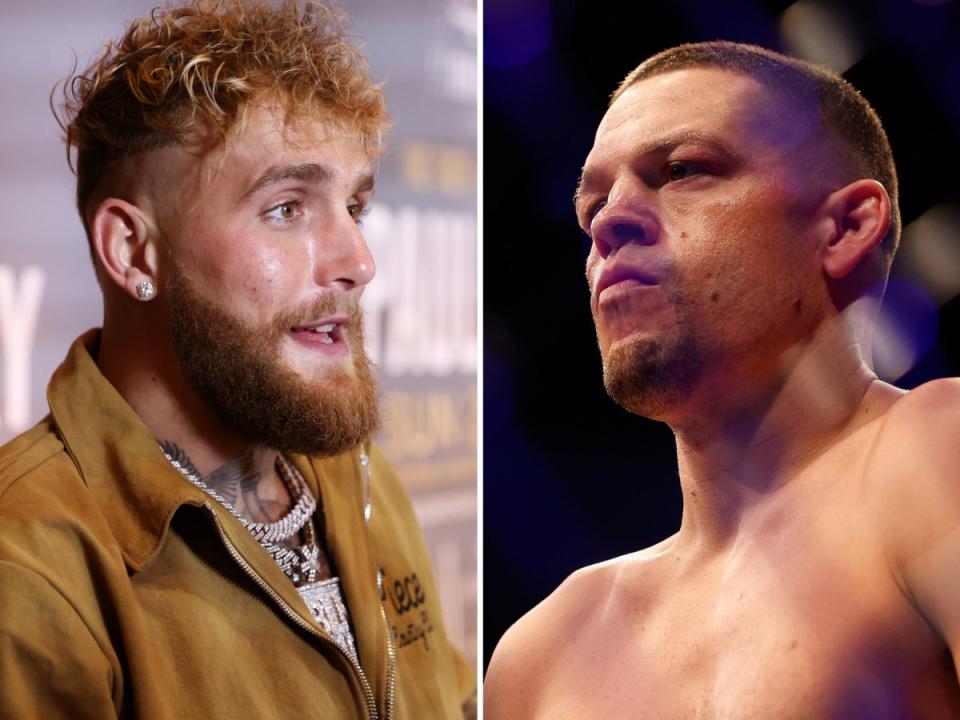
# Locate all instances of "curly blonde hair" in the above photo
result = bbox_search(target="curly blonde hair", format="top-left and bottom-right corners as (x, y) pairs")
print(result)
(58, 0), (388, 229)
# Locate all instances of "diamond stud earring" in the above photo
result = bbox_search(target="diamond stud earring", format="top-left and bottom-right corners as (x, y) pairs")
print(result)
(136, 280), (155, 300)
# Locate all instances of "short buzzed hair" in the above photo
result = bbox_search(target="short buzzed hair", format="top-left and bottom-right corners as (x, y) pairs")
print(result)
(614, 41), (900, 262)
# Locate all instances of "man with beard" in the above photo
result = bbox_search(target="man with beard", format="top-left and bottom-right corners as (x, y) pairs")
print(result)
(0, 2), (474, 719)
(485, 42), (960, 718)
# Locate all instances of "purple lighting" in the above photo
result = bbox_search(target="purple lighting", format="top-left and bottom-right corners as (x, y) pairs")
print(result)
(873, 278), (940, 381)
(485, 0), (551, 69)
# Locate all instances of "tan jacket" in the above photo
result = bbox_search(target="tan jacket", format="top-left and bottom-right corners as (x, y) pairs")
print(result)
(0, 332), (474, 719)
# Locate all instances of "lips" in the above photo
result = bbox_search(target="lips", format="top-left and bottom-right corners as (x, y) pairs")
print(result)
(594, 262), (658, 307)
(289, 315), (349, 347)
(297, 323), (335, 343)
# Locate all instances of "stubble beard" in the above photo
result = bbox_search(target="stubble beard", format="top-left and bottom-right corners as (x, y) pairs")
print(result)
(598, 298), (704, 420)
(166, 264), (381, 457)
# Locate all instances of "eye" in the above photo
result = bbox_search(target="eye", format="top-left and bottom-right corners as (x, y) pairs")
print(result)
(666, 162), (695, 182)
(348, 202), (370, 225)
(264, 200), (302, 223)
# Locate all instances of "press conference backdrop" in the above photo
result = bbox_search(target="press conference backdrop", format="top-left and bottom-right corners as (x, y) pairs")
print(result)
(0, 0), (477, 660)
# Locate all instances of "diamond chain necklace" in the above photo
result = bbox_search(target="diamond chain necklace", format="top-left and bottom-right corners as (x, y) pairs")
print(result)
(158, 442), (361, 664)
(158, 441), (321, 584)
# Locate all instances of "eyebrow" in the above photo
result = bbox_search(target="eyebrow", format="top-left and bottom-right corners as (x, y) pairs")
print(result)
(573, 130), (739, 208)
(242, 162), (375, 200)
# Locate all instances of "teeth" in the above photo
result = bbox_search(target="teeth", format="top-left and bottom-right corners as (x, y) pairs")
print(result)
(292, 323), (337, 345)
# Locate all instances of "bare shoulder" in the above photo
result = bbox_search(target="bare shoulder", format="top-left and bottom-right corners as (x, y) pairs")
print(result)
(484, 543), (671, 719)
(868, 377), (960, 484)
(866, 378), (960, 572)
(862, 378), (960, 654)
(884, 376), (960, 418)
(484, 559), (618, 718)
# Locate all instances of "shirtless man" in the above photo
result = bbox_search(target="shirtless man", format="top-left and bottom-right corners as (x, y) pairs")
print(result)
(484, 42), (960, 718)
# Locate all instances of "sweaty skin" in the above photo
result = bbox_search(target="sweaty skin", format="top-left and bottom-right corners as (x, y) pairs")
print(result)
(485, 68), (960, 719)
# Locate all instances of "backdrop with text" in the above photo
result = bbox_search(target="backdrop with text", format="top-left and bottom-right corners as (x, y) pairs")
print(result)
(0, 0), (477, 661)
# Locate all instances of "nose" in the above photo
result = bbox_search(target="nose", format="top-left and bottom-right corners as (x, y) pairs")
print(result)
(312, 211), (376, 289)
(590, 186), (660, 259)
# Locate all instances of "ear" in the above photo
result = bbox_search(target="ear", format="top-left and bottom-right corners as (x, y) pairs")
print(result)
(818, 179), (891, 280)
(89, 198), (159, 301)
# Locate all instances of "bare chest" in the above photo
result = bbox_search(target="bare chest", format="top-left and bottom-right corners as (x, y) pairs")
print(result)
(532, 528), (957, 719)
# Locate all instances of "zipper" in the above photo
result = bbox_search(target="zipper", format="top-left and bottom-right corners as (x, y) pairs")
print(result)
(380, 602), (398, 717)
(364, 446), (397, 718)
(203, 503), (384, 720)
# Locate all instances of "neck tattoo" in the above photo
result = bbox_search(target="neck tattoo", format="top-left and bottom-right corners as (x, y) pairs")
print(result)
(158, 440), (358, 663)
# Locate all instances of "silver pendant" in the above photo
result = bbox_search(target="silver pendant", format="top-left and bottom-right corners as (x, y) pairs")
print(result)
(299, 578), (359, 665)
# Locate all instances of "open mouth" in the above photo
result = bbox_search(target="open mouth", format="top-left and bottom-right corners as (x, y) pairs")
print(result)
(289, 318), (348, 349)
(298, 322), (336, 344)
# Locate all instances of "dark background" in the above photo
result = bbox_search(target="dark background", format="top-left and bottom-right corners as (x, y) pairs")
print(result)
(483, 0), (960, 669)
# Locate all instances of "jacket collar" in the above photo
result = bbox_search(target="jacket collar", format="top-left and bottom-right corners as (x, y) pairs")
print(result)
(47, 330), (210, 571)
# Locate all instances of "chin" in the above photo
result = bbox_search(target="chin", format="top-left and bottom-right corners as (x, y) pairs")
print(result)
(286, 348), (356, 377)
(601, 332), (702, 420)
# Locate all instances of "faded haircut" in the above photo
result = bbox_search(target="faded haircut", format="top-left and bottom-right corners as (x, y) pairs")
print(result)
(613, 41), (900, 262)
(56, 0), (388, 239)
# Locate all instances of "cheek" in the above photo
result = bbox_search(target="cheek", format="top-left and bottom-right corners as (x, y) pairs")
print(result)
(677, 221), (813, 354)
(679, 245), (749, 315)
(680, 194), (802, 304)
(250, 255), (287, 295)
(672, 212), (748, 303)
(177, 228), (296, 320)
(231, 251), (298, 323)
